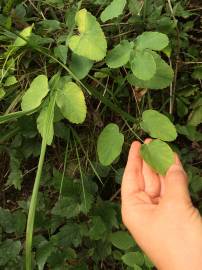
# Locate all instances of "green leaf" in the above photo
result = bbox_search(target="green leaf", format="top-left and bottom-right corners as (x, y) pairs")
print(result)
(144, 254), (154, 268)
(131, 50), (156, 81)
(110, 231), (134, 250)
(176, 98), (188, 118)
(7, 150), (22, 190)
(188, 106), (202, 126)
(37, 101), (55, 146)
(39, 19), (61, 32)
(128, 0), (143, 15)
(0, 207), (15, 233)
(54, 45), (68, 64)
(13, 24), (33, 47)
(21, 75), (49, 111)
(0, 240), (21, 266)
(52, 196), (80, 218)
(12, 211), (26, 236)
(176, 124), (202, 142)
(0, 88), (5, 100)
(25, 90), (56, 269)
(121, 252), (144, 267)
(140, 139), (174, 175)
(36, 241), (55, 270)
(4, 75), (17, 86)
(0, 110), (35, 125)
(136, 31), (169, 51)
(141, 110), (177, 141)
(100, 0), (127, 22)
(69, 9), (107, 61)
(127, 52), (173, 89)
(69, 53), (94, 80)
(89, 216), (106, 240)
(192, 66), (202, 80)
(97, 123), (124, 166)
(51, 223), (82, 248)
(133, 265), (142, 270)
(56, 82), (87, 124)
(106, 40), (133, 68)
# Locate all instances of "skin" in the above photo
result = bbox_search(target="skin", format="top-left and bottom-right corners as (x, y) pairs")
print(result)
(121, 139), (202, 270)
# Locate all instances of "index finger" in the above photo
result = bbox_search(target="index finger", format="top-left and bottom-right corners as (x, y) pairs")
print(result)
(121, 141), (144, 201)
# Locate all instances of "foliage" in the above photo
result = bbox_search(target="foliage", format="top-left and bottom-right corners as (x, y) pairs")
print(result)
(0, 0), (202, 269)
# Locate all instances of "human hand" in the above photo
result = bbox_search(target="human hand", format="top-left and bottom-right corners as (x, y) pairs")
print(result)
(121, 139), (202, 270)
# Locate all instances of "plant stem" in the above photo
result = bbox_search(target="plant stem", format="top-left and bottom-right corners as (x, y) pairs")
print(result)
(59, 128), (70, 198)
(25, 137), (47, 270)
(25, 92), (56, 269)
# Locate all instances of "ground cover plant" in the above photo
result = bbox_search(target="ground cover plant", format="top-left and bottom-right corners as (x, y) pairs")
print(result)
(0, 0), (202, 269)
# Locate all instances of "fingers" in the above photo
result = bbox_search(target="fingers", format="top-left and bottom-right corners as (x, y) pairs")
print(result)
(142, 139), (161, 198)
(121, 141), (144, 202)
(163, 153), (191, 203)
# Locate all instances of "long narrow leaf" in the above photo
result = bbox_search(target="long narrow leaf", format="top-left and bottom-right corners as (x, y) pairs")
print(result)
(25, 92), (56, 270)
(0, 110), (35, 124)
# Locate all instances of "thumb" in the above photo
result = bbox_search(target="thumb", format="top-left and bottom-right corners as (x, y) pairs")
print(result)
(163, 157), (191, 203)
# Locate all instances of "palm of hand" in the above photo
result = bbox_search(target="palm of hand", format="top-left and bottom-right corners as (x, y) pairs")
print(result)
(121, 140), (202, 270)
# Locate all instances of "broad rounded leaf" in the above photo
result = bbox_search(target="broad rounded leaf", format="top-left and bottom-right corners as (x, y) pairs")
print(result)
(56, 82), (87, 124)
(106, 40), (133, 68)
(69, 9), (107, 61)
(121, 252), (144, 267)
(141, 110), (177, 141)
(100, 0), (127, 22)
(97, 123), (124, 166)
(13, 25), (33, 47)
(127, 52), (174, 89)
(140, 140), (174, 175)
(110, 231), (134, 250)
(136, 31), (169, 51)
(21, 75), (49, 111)
(131, 50), (156, 81)
(70, 53), (93, 79)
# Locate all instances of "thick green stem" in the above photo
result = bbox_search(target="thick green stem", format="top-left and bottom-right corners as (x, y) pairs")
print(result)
(25, 92), (56, 269)
(25, 139), (47, 270)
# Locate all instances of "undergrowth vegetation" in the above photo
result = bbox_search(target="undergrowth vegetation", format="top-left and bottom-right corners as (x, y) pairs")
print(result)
(0, 0), (202, 269)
